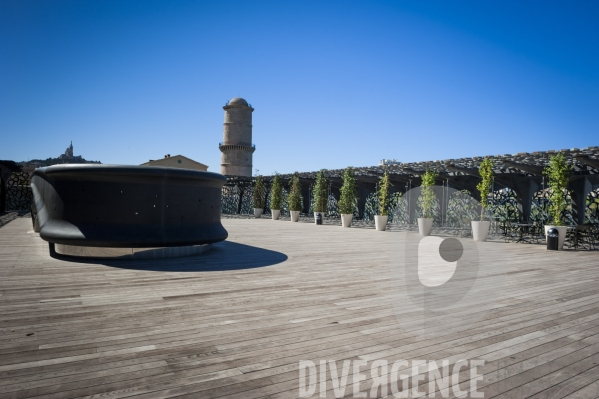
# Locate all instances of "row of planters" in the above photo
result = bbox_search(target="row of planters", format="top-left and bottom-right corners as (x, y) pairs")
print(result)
(250, 170), (332, 223)
(251, 153), (572, 246)
(252, 168), (395, 230)
(252, 173), (303, 222)
(417, 153), (572, 250)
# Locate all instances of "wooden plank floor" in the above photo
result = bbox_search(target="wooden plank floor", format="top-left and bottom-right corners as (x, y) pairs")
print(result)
(0, 216), (598, 398)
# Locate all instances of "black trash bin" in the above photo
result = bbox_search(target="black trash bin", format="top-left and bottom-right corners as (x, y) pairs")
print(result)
(547, 228), (559, 251)
(316, 212), (323, 225)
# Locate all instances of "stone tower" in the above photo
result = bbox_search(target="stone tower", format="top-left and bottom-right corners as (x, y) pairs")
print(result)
(219, 97), (255, 176)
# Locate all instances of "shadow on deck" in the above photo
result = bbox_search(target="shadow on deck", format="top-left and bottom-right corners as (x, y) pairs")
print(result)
(50, 241), (288, 272)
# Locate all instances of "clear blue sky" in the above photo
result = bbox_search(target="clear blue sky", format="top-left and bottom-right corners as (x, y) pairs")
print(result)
(1, 0), (597, 174)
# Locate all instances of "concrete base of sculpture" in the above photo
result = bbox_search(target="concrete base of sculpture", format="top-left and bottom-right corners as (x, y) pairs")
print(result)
(51, 243), (212, 260)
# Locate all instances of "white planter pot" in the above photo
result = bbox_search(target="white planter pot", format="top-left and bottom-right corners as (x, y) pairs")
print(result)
(314, 211), (325, 225)
(290, 210), (300, 222)
(472, 221), (490, 242)
(253, 208), (263, 218)
(418, 218), (433, 236)
(544, 225), (568, 250)
(271, 209), (280, 220)
(375, 215), (388, 231)
(341, 214), (353, 228)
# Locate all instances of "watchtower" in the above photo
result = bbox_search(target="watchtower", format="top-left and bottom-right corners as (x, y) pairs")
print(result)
(219, 97), (255, 176)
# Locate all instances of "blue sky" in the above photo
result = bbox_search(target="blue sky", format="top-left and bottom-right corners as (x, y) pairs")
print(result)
(1, 0), (597, 174)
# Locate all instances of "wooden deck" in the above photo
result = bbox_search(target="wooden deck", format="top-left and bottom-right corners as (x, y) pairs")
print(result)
(0, 216), (598, 398)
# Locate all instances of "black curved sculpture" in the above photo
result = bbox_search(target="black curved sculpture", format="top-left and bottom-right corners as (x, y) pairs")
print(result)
(31, 165), (228, 250)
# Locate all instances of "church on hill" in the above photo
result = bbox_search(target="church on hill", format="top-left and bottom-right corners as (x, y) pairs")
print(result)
(59, 141), (75, 160)
(56, 141), (100, 164)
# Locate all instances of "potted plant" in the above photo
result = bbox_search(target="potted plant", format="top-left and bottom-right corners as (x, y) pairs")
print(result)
(339, 167), (357, 227)
(252, 175), (265, 218)
(270, 174), (283, 220)
(375, 171), (392, 231)
(472, 158), (493, 241)
(313, 170), (328, 224)
(543, 153), (572, 249)
(288, 172), (302, 222)
(417, 169), (437, 236)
